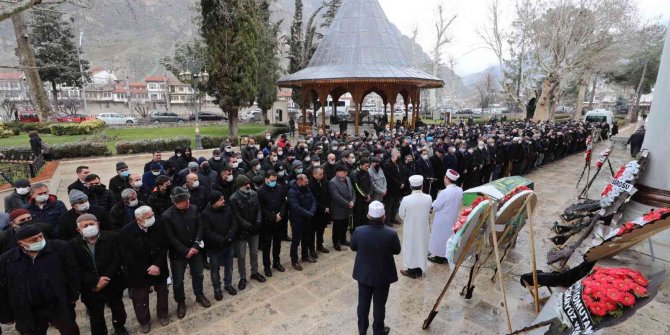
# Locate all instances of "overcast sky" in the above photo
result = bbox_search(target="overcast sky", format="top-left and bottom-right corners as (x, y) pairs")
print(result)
(378, 0), (670, 76)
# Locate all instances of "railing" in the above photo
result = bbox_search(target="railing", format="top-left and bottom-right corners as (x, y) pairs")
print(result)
(0, 153), (45, 186)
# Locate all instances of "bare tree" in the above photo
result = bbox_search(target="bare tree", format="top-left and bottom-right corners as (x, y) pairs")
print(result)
(476, 68), (497, 109)
(432, 4), (456, 114)
(529, 0), (638, 121)
(131, 101), (151, 119)
(57, 96), (81, 115)
(1, 93), (19, 121)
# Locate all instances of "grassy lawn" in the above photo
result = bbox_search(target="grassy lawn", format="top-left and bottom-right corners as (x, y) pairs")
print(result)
(0, 124), (269, 154)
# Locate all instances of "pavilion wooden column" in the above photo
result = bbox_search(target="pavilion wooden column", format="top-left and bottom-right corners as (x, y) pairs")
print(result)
(317, 87), (330, 133)
(411, 88), (421, 129)
(300, 87), (309, 135)
(351, 85), (365, 135)
(388, 95), (397, 130)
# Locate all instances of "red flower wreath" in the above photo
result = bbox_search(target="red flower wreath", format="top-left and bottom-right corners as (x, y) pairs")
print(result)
(453, 196), (487, 233)
(581, 267), (650, 320)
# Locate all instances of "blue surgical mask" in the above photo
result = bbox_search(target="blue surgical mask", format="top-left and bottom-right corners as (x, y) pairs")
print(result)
(120, 171), (130, 178)
(26, 239), (46, 252)
(268, 181), (277, 188)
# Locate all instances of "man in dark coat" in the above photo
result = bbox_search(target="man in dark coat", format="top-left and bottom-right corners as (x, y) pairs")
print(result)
(256, 171), (288, 277)
(128, 173), (151, 205)
(147, 176), (173, 217)
(55, 189), (109, 241)
(382, 149), (404, 225)
(184, 173), (208, 212)
(143, 151), (165, 173)
(67, 165), (90, 194)
(351, 201), (400, 335)
(0, 225), (80, 335)
(350, 158), (373, 229)
(84, 174), (116, 213)
(329, 164), (355, 251)
(69, 214), (128, 335)
(161, 187), (210, 319)
(202, 192), (238, 301)
(109, 162), (130, 202)
(25, 183), (67, 228)
(118, 206), (169, 333)
(308, 166), (331, 254)
(429, 148), (447, 199)
(287, 174), (316, 271)
(109, 189), (144, 231)
(3, 178), (30, 213)
(627, 127), (645, 157)
(0, 210), (53, 254)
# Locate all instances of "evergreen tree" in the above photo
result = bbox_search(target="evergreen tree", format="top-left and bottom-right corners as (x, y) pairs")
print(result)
(321, 0), (341, 29)
(256, 0), (282, 125)
(288, 0), (304, 106)
(29, 7), (89, 110)
(201, 0), (259, 137)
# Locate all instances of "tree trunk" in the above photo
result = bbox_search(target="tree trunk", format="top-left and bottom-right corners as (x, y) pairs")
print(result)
(629, 60), (648, 124)
(573, 72), (589, 121)
(533, 74), (559, 121)
(262, 108), (270, 125)
(51, 80), (58, 112)
(228, 107), (239, 138)
(11, 12), (51, 120)
(588, 74), (597, 110)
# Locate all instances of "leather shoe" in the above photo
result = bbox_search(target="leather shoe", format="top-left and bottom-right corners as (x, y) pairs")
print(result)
(214, 292), (223, 301)
(428, 256), (448, 264)
(203, 261), (211, 270)
(310, 250), (319, 259)
(283, 235), (292, 241)
(238, 278), (247, 291)
(400, 270), (418, 279)
(264, 268), (273, 277)
(273, 263), (286, 272)
(139, 323), (151, 334)
(317, 245), (330, 253)
(341, 240), (350, 246)
(333, 244), (342, 251)
(292, 262), (303, 271)
(196, 295), (211, 308)
(302, 256), (317, 263)
(250, 273), (266, 282)
(159, 317), (170, 326)
(113, 325), (130, 335)
(384, 326), (390, 334)
(225, 286), (238, 296)
(177, 301), (186, 319)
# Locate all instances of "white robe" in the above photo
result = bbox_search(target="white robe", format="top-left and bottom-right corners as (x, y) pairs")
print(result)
(429, 184), (464, 258)
(399, 190), (433, 271)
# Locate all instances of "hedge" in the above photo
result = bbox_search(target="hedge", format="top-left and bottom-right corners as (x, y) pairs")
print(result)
(5, 122), (52, 135)
(115, 137), (192, 155)
(49, 119), (105, 136)
(0, 124), (14, 138)
(0, 142), (110, 160)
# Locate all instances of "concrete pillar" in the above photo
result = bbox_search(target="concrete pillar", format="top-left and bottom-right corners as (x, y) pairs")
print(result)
(626, 22), (670, 220)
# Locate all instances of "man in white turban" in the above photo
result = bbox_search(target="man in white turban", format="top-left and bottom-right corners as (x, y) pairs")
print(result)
(398, 175), (432, 279)
(428, 169), (463, 264)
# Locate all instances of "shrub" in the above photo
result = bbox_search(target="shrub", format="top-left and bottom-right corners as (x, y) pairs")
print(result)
(115, 137), (191, 155)
(49, 119), (105, 136)
(202, 136), (227, 149)
(0, 124), (15, 138)
(0, 142), (110, 159)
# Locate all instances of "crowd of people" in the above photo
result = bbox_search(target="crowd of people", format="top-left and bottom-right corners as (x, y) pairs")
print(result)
(0, 119), (601, 334)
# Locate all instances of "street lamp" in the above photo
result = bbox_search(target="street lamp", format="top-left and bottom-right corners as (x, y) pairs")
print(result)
(179, 67), (208, 150)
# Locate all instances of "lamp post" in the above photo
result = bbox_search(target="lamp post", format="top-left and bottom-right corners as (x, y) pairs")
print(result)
(178, 67), (209, 150)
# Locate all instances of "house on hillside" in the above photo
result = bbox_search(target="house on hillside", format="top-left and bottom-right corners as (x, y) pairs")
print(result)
(144, 75), (169, 104)
(89, 67), (118, 85)
(0, 72), (29, 102)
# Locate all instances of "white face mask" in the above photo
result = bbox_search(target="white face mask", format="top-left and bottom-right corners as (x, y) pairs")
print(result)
(81, 225), (99, 238)
(16, 187), (30, 195)
(128, 199), (139, 207)
(271, 157), (278, 163)
(214, 156), (221, 161)
(143, 216), (155, 228)
(76, 201), (90, 212)
(277, 151), (283, 156)
(133, 181), (143, 188)
(278, 170), (285, 177)
(349, 158), (356, 164)
(226, 175), (234, 182)
(36, 194), (49, 203)
(421, 155), (429, 160)
(192, 181), (200, 189)
(254, 165), (260, 171)
(313, 162), (320, 167)
(478, 145), (484, 149)
(257, 154), (264, 159)
(266, 135), (271, 140)
(231, 162), (239, 169)
(152, 171), (160, 176)
(305, 157), (311, 162)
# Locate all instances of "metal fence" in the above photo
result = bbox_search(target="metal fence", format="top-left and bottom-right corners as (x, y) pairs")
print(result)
(0, 153), (45, 186)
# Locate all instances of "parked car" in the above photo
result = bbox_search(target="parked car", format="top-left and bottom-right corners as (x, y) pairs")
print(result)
(149, 111), (186, 123)
(188, 111), (227, 122)
(240, 110), (262, 122)
(96, 113), (137, 125)
(56, 113), (95, 123)
(19, 110), (40, 123)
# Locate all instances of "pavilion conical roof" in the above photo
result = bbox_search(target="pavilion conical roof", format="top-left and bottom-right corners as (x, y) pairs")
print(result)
(277, 0), (443, 88)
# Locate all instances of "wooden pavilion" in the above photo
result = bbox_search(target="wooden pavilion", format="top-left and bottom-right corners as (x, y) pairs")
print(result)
(277, 0), (444, 135)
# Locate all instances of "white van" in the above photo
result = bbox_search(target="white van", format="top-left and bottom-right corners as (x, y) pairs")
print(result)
(584, 109), (614, 128)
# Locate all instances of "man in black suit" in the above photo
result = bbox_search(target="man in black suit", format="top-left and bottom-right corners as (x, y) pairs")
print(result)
(67, 165), (90, 193)
(351, 201), (400, 335)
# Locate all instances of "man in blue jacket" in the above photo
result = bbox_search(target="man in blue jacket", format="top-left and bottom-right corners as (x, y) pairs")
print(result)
(287, 174), (316, 271)
(351, 201), (400, 335)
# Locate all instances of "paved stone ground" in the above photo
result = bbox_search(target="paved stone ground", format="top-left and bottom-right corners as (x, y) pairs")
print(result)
(4, 124), (669, 334)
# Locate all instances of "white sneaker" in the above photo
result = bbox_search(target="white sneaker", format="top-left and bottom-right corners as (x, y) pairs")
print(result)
(167, 277), (172, 285)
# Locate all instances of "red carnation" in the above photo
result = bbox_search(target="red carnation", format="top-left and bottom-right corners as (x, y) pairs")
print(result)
(603, 300), (618, 313)
(605, 288), (622, 302)
(589, 302), (608, 317)
(619, 292), (636, 307)
(631, 284), (648, 297)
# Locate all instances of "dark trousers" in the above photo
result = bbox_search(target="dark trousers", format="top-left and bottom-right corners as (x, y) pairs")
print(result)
(170, 255), (205, 302)
(84, 292), (127, 335)
(290, 219), (304, 263)
(480, 165), (492, 184)
(23, 304), (80, 335)
(384, 194), (400, 224)
(332, 218), (349, 246)
(261, 222), (285, 269)
(302, 217), (316, 258)
(353, 200), (369, 231)
(129, 285), (168, 326)
(357, 282), (389, 335)
(209, 246), (234, 294)
(310, 214), (328, 249)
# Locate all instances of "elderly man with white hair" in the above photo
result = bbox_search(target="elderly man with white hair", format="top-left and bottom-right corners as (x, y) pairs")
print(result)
(118, 205), (170, 333)
(398, 175), (433, 279)
(109, 188), (145, 231)
(428, 169), (463, 264)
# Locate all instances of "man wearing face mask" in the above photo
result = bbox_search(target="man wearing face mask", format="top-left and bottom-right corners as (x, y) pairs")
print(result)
(213, 167), (235, 200)
(368, 157), (387, 202)
(257, 171), (288, 277)
(350, 158), (372, 230)
(415, 149), (434, 195)
(25, 183), (67, 228)
(401, 154), (416, 197)
(141, 163), (164, 190)
(84, 174), (115, 213)
(109, 162), (131, 202)
(129, 173), (151, 205)
(290, 160), (304, 182)
(69, 214), (128, 335)
(202, 192), (238, 301)
(208, 149), (225, 173)
(229, 175), (266, 290)
(55, 189), (109, 241)
(324, 153), (338, 180)
(118, 206), (169, 333)
(287, 174), (316, 271)
(329, 164), (355, 251)
(197, 160), (217, 192)
(0, 209), (52, 253)
(0, 225), (80, 335)
(148, 176), (173, 217)
(109, 189), (145, 231)
(4, 178), (31, 213)
(241, 139), (258, 168)
(184, 173), (208, 213)
(168, 146), (186, 171)
(304, 155), (321, 178)
(143, 151), (165, 174)
(245, 159), (265, 186)
(382, 149), (404, 226)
